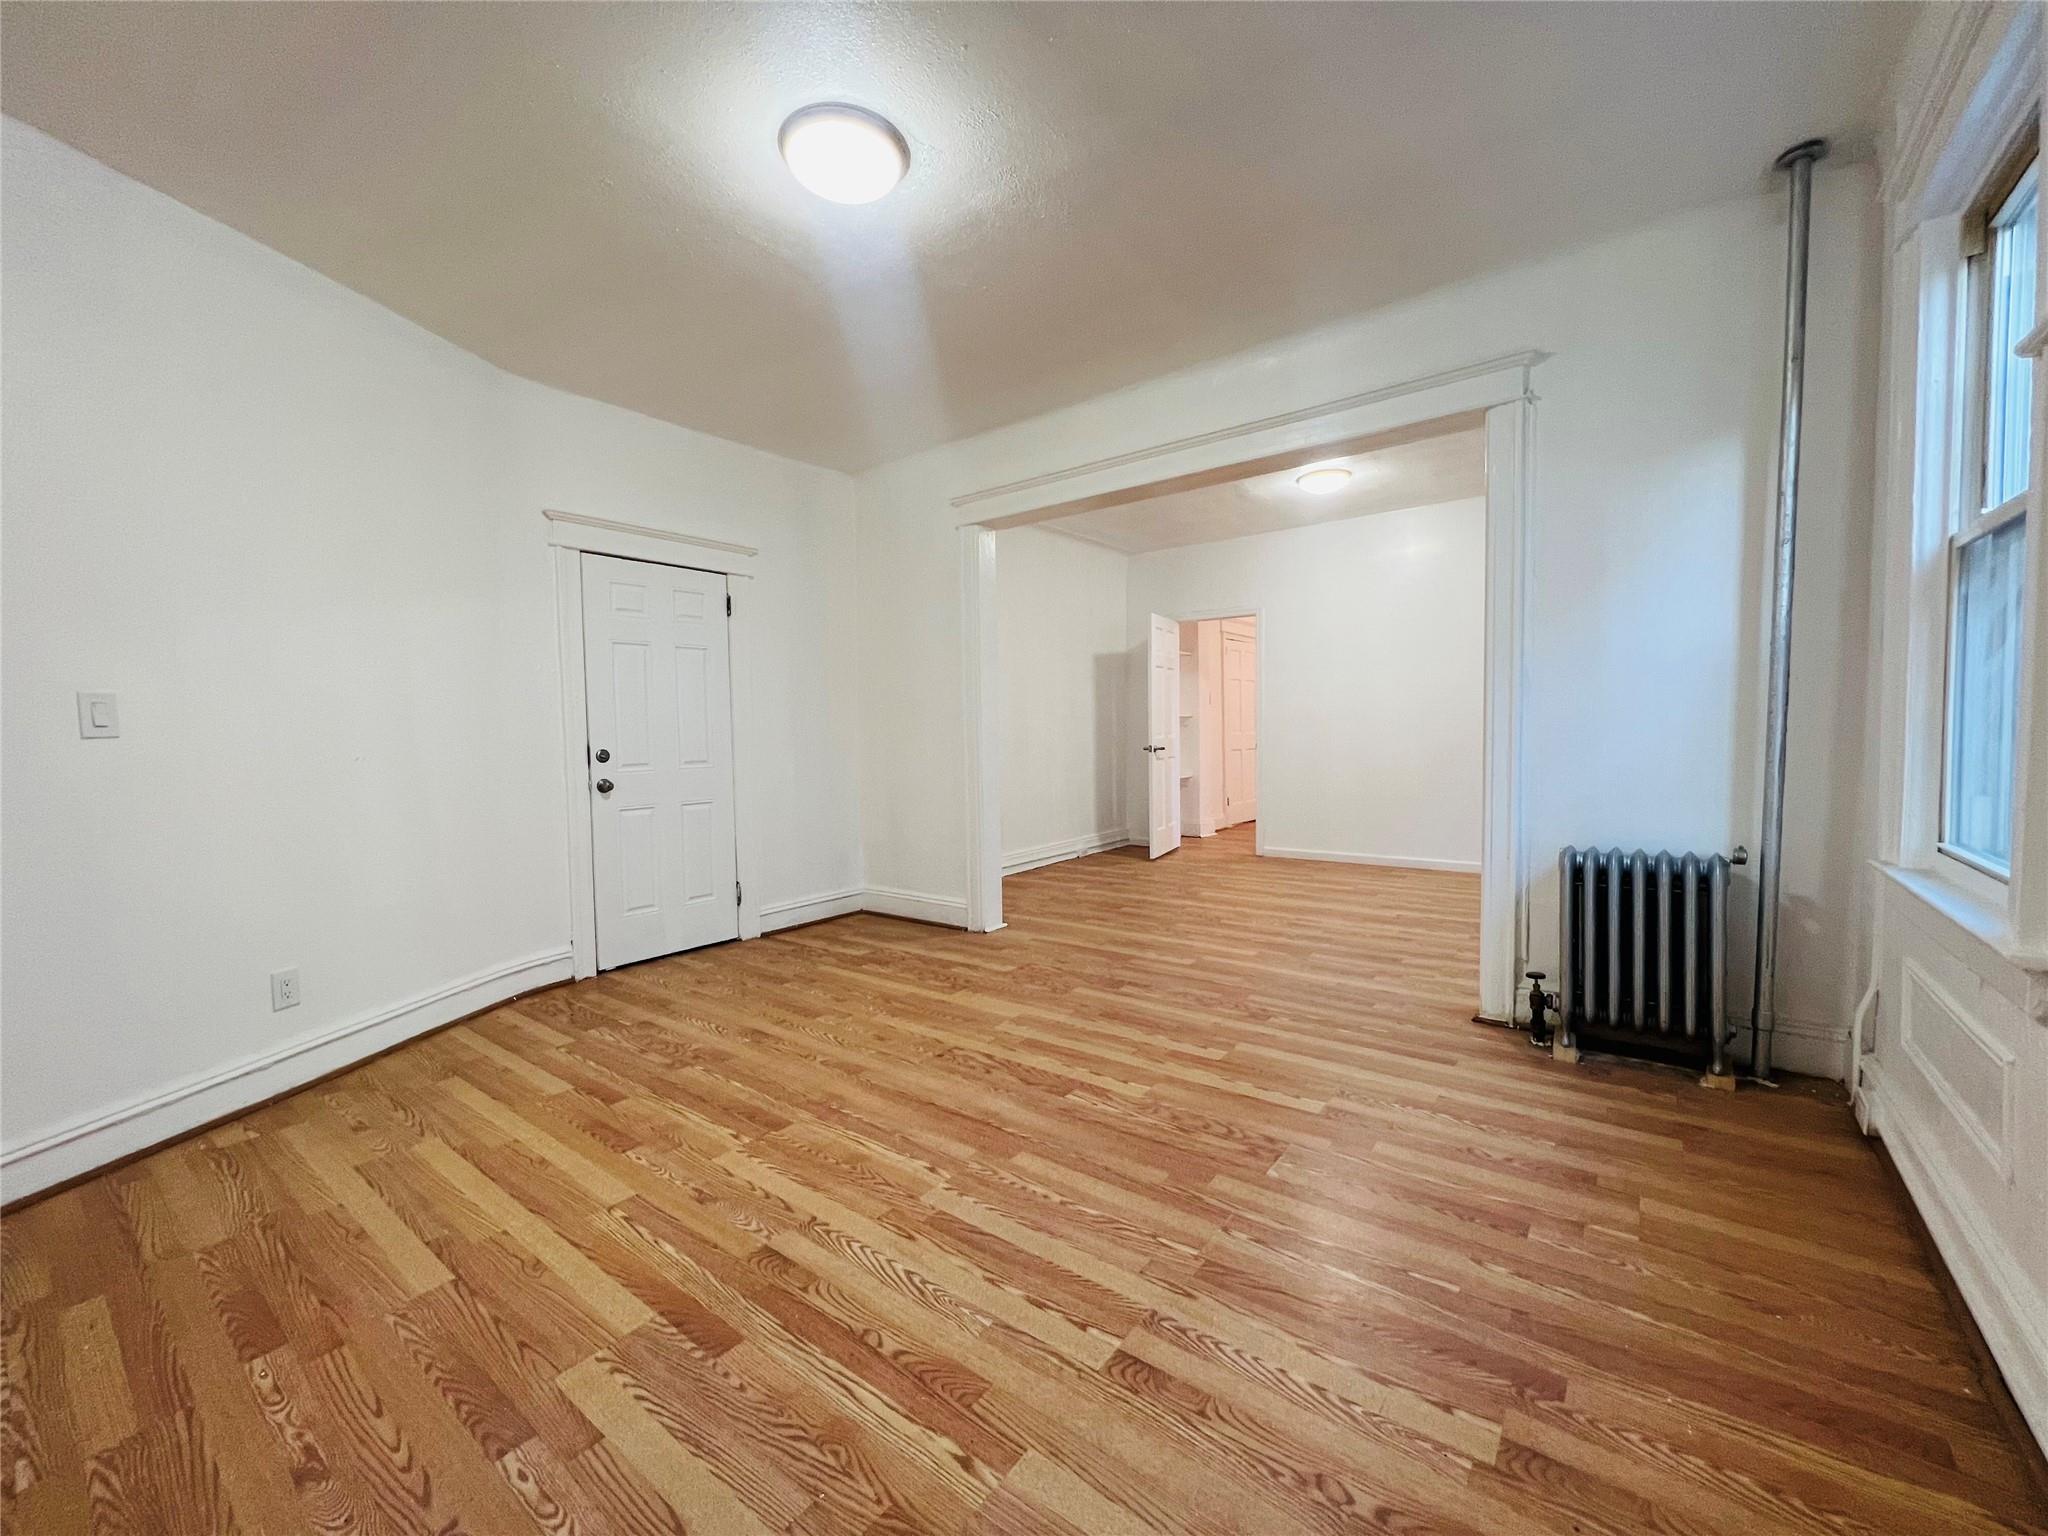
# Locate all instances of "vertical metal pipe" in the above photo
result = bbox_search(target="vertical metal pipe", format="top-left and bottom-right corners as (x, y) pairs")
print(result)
(1751, 138), (1828, 1084)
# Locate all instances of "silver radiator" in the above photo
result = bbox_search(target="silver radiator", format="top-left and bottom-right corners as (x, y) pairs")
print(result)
(1557, 847), (1731, 1079)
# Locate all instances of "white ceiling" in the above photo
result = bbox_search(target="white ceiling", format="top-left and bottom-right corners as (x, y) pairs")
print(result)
(0, 3), (1912, 472)
(1043, 425), (1487, 555)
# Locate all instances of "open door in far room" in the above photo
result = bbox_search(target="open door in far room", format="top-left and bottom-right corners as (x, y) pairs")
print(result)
(1221, 615), (1258, 826)
(1147, 611), (1182, 859)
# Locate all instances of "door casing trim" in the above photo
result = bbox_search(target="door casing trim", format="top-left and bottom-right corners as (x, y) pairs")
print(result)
(548, 515), (761, 978)
(1145, 608), (1265, 853)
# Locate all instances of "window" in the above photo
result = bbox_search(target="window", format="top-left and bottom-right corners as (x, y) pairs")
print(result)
(1942, 157), (2035, 878)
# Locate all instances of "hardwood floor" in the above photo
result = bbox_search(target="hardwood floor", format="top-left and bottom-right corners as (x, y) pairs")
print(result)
(4, 828), (2043, 1534)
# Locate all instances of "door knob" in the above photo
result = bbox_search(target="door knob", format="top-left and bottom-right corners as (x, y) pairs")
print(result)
(594, 748), (610, 763)
(595, 778), (614, 794)
(1142, 744), (1165, 754)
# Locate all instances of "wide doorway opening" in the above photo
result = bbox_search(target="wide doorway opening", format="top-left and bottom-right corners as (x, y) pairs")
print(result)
(977, 389), (1522, 1020)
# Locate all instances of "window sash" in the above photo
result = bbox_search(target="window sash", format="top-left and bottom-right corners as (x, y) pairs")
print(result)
(1980, 161), (2037, 511)
(1938, 507), (2026, 879)
(1933, 148), (2035, 887)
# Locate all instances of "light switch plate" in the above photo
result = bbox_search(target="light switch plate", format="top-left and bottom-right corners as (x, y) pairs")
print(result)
(76, 692), (119, 738)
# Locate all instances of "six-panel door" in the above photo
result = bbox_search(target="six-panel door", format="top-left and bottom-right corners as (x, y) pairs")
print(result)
(581, 553), (739, 969)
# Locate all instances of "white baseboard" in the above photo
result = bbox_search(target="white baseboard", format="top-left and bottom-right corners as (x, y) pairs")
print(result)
(862, 887), (970, 928)
(1002, 830), (1130, 875)
(1729, 1014), (1854, 1082)
(1261, 846), (1482, 874)
(759, 888), (865, 932)
(0, 947), (574, 1203)
(1865, 1065), (2048, 1456)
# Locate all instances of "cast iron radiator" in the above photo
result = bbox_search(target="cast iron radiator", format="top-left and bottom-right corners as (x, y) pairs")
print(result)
(1556, 846), (1732, 1078)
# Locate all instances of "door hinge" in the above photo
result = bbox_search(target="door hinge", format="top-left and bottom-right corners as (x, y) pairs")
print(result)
(726, 592), (732, 616)
(736, 878), (743, 906)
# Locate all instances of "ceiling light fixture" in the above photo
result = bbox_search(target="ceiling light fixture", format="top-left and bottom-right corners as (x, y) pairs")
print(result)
(1294, 466), (1353, 495)
(778, 103), (909, 204)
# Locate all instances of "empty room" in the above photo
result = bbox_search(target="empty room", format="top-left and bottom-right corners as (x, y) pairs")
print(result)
(995, 420), (1489, 1007)
(3, 4), (2046, 1534)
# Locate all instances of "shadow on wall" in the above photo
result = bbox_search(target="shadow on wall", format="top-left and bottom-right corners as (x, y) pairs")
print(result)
(1095, 651), (1124, 835)
(1715, 879), (1842, 1071)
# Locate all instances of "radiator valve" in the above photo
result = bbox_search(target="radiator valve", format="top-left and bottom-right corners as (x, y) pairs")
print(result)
(1525, 971), (1557, 1049)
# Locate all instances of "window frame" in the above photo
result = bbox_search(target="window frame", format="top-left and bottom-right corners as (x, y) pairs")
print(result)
(1935, 147), (2036, 886)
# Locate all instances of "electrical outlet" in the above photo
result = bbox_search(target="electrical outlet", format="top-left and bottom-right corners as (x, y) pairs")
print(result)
(270, 968), (300, 1011)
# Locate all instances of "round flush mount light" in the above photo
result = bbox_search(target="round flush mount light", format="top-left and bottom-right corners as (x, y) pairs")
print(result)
(778, 103), (909, 204)
(1294, 466), (1353, 495)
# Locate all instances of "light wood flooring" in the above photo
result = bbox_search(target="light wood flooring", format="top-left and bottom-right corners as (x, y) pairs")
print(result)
(4, 828), (2044, 1534)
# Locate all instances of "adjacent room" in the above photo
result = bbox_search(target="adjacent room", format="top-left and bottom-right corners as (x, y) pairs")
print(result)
(4, 3), (2045, 1533)
(996, 419), (1489, 988)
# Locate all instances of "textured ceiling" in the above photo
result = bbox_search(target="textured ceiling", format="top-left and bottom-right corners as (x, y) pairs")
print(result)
(0, 2), (1912, 472)
(1046, 426), (1487, 555)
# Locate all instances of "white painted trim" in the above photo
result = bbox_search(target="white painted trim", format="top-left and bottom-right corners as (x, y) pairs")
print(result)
(1866, 1065), (2048, 1454)
(1879, 861), (2048, 1004)
(549, 530), (764, 978)
(962, 527), (1003, 932)
(1849, 983), (1881, 1130)
(1481, 398), (1532, 1023)
(0, 948), (574, 1201)
(1261, 847), (1481, 874)
(543, 507), (758, 568)
(1003, 831), (1130, 875)
(2016, 314), (2048, 361)
(1882, 2), (1998, 209)
(727, 574), (766, 945)
(760, 888), (865, 932)
(863, 887), (972, 928)
(957, 355), (1534, 1005)
(1900, 956), (2019, 1179)
(554, 547), (600, 978)
(1877, 4), (2043, 952)
(1899, 219), (1967, 872)
(950, 351), (1542, 525)
(1883, 4), (2038, 229)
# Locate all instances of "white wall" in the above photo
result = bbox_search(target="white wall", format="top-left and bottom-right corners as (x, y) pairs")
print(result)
(1127, 499), (1485, 871)
(501, 386), (864, 912)
(0, 119), (862, 1196)
(995, 526), (1128, 872)
(859, 166), (1880, 1075)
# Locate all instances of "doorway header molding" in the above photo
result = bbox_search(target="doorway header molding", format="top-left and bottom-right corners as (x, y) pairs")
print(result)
(543, 507), (758, 568)
(950, 349), (1546, 528)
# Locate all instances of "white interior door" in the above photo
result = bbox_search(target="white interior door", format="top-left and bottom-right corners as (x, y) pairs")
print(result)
(582, 553), (739, 969)
(1147, 613), (1182, 859)
(1223, 619), (1258, 827)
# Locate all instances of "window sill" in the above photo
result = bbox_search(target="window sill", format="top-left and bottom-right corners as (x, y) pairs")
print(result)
(1876, 861), (2048, 979)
